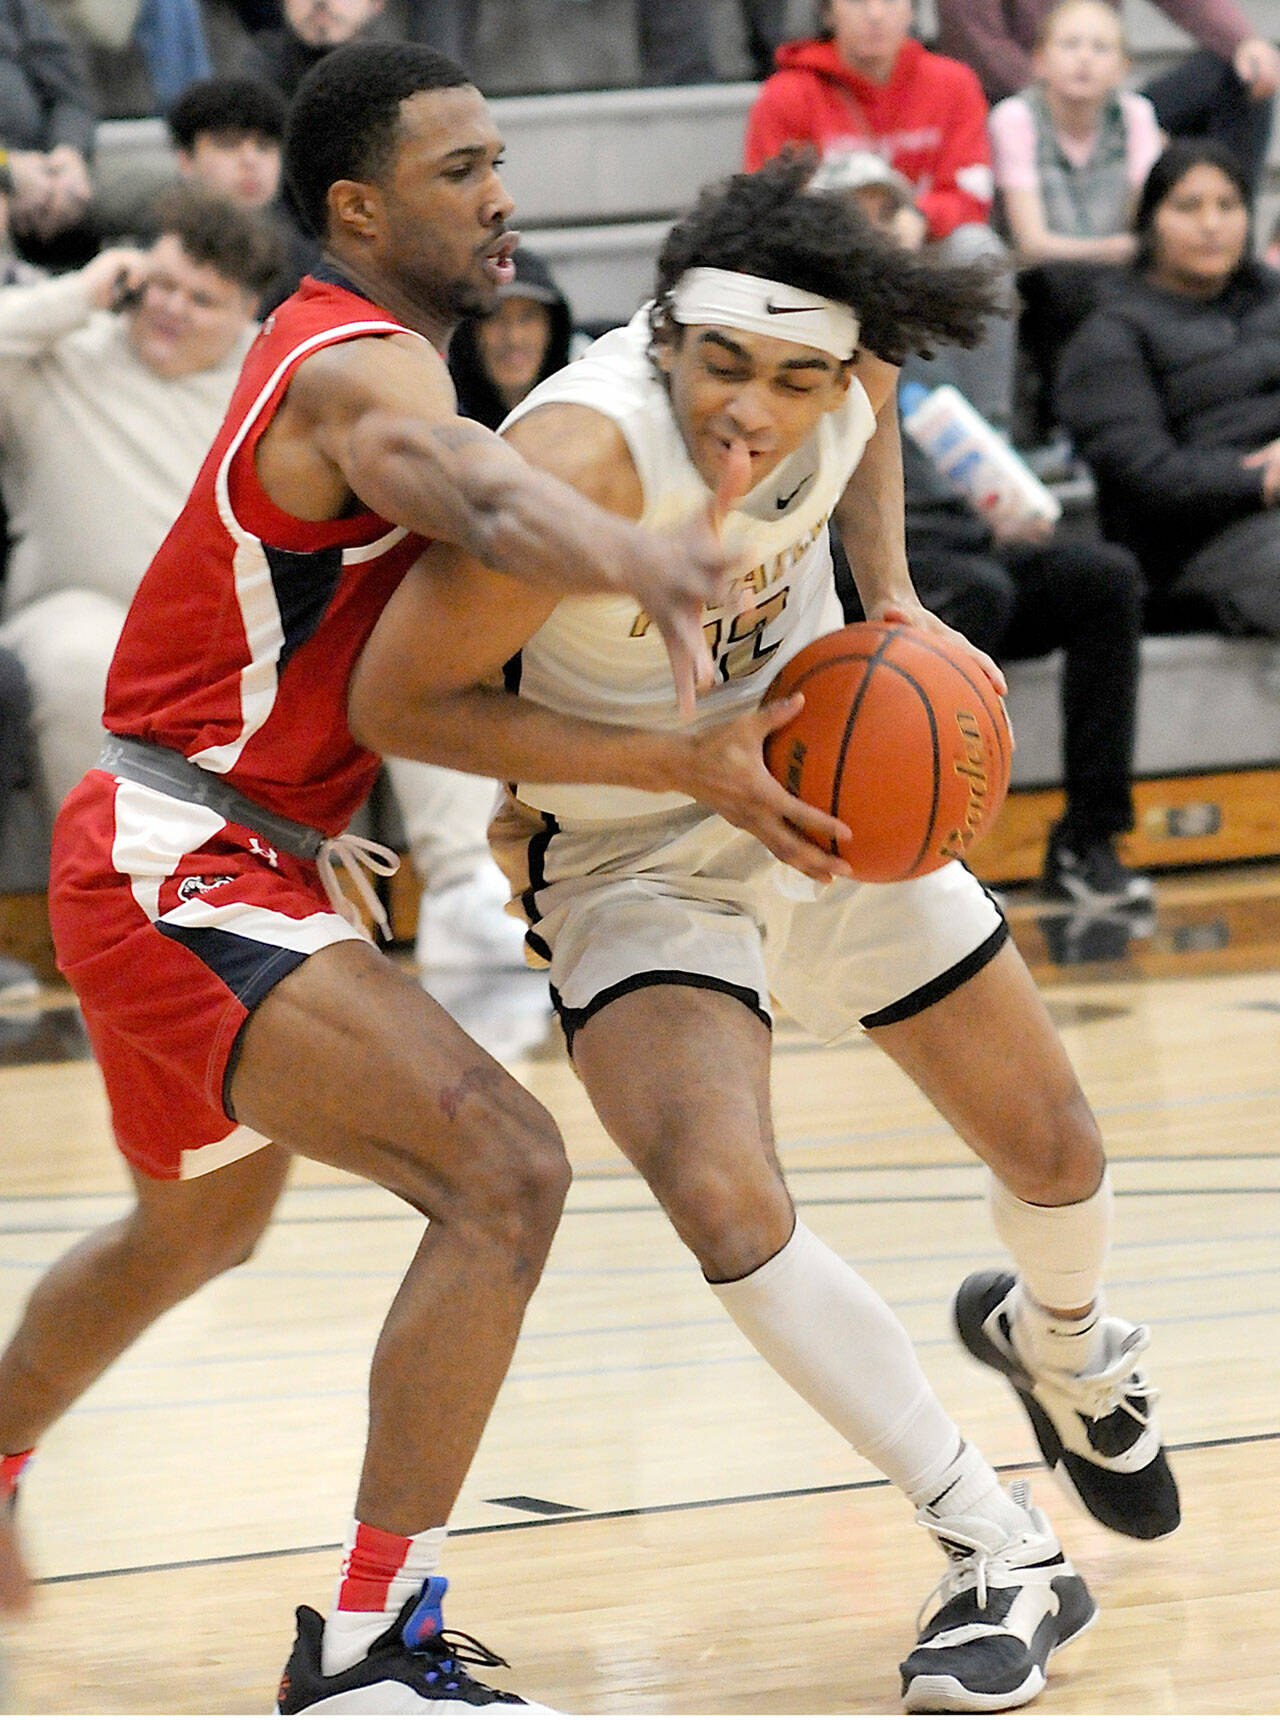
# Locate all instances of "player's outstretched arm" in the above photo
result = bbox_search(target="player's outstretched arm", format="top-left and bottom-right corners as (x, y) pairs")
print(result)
(836, 353), (1007, 696)
(265, 337), (739, 715)
(351, 548), (852, 884)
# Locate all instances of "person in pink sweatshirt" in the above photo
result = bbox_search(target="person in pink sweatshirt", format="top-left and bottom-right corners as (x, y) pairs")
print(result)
(936, 0), (1279, 195)
(744, 0), (1017, 426)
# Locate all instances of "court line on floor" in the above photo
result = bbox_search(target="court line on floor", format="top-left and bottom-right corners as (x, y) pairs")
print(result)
(32, 1427), (1280, 1589)
(4, 1181), (1278, 1240)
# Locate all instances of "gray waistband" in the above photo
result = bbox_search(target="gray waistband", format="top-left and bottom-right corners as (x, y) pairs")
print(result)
(98, 734), (325, 861)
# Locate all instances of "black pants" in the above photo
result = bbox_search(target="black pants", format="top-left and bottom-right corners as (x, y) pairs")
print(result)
(1172, 509), (1280, 636)
(637, 0), (788, 84)
(1018, 261), (1125, 435)
(917, 536), (1143, 843)
(1144, 48), (1275, 196)
(846, 533), (1144, 845)
(0, 646), (34, 848)
(400, 0), (482, 66)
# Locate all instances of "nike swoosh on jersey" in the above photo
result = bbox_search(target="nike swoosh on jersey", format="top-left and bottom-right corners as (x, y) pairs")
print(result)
(764, 301), (824, 314)
(776, 475), (813, 509)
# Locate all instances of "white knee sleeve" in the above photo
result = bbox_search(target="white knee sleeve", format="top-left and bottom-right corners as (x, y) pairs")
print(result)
(988, 1170), (1113, 1311)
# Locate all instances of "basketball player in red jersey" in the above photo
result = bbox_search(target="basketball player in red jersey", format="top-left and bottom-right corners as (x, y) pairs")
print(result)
(351, 158), (1180, 1713)
(0, 42), (754, 1716)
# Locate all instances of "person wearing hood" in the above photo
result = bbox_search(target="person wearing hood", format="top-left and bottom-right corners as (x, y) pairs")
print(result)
(446, 246), (573, 430)
(383, 247), (577, 1004)
(744, 0), (1016, 428)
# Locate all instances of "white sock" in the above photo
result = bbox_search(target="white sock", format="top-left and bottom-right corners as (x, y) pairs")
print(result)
(710, 1220), (974, 1503)
(321, 1520), (448, 1676)
(989, 1171), (1113, 1375)
(920, 1440), (1033, 1539)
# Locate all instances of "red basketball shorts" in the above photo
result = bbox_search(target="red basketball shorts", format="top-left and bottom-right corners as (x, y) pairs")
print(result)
(50, 771), (367, 1181)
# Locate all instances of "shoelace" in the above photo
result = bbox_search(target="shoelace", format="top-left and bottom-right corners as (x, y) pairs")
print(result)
(411, 1628), (511, 1697)
(914, 1480), (1035, 1632)
(317, 834), (400, 941)
(1049, 1325), (1158, 1427)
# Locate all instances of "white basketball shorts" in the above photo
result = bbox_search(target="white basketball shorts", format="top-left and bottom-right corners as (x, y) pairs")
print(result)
(491, 796), (1007, 1050)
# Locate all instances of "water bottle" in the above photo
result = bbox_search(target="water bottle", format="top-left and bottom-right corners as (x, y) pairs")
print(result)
(900, 381), (1061, 527)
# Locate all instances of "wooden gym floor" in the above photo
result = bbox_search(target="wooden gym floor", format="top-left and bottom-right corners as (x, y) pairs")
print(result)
(2, 861), (1280, 1716)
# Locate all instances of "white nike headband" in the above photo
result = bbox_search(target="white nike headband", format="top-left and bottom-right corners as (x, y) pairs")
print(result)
(668, 267), (860, 361)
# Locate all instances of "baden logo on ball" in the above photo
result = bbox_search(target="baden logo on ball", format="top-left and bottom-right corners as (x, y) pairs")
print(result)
(764, 622), (1012, 883)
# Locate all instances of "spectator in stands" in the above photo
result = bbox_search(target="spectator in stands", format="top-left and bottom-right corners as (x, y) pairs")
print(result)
(45, 0), (211, 110)
(0, 646), (40, 1001)
(447, 245), (573, 427)
(0, 186), (280, 817)
(397, 0), (480, 68)
(832, 154), (1151, 907)
(743, 0), (1017, 427)
(989, 0), (1165, 422)
(132, 0), (211, 105)
(936, 0), (1280, 199)
(638, 0), (789, 85)
(0, 0), (97, 266)
(1057, 139), (1280, 638)
(383, 246), (578, 981)
(169, 73), (284, 210)
(167, 74), (318, 306)
(240, 0), (388, 102)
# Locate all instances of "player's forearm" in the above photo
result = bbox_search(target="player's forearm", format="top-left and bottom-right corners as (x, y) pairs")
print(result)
(834, 405), (918, 614)
(359, 684), (690, 795)
(347, 413), (647, 599)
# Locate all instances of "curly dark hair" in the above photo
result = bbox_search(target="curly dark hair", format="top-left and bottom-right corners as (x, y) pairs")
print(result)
(284, 42), (472, 240)
(651, 154), (1003, 365)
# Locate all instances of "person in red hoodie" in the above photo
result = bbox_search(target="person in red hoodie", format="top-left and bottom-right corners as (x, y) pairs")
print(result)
(744, 0), (1016, 426)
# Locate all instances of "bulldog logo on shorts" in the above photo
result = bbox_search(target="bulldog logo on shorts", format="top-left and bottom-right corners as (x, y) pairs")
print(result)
(177, 874), (236, 902)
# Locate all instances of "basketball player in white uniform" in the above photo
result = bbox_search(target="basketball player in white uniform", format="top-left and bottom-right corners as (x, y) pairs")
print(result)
(353, 158), (1177, 1713)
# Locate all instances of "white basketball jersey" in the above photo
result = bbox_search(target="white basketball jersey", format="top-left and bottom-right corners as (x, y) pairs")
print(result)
(502, 307), (877, 820)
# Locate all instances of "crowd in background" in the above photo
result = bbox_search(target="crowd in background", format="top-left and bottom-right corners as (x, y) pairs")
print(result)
(2, 0), (1280, 1001)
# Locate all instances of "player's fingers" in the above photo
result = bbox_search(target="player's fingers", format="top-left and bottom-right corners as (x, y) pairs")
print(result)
(746, 770), (851, 855)
(711, 437), (753, 532)
(663, 615), (713, 720)
(755, 691), (805, 735)
(772, 789), (853, 857)
(968, 645), (1007, 697)
(768, 821), (853, 883)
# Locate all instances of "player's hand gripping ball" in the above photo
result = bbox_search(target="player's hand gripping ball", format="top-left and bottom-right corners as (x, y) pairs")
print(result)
(763, 622), (1012, 882)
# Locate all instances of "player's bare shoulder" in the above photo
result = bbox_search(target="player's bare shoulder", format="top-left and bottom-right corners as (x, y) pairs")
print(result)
(503, 402), (644, 521)
(256, 330), (456, 518)
(285, 328), (455, 431)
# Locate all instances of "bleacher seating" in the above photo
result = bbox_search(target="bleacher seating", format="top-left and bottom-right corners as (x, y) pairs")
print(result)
(4, 0), (1280, 920)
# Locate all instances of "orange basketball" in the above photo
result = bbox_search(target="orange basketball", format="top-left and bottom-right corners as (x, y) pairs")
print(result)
(763, 622), (1012, 882)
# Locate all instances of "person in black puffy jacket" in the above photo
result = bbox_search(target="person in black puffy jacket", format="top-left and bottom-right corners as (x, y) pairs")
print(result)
(1057, 138), (1280, 634)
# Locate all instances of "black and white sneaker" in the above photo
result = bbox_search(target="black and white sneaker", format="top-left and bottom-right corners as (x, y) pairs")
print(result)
(955, 1270), (1179, 1541)
(1042, 833), (1153, 910)
(0, 954), (39, 1005)
(274, 1576), (556, 1714)
(901, 1482), (1096, 1713)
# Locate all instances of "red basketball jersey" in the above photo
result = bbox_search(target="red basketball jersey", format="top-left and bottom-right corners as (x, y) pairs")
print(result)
(103, 273), (427, 835)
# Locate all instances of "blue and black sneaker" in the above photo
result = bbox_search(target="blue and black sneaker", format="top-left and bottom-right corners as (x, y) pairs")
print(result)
(274, 1576), (556, 1714)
